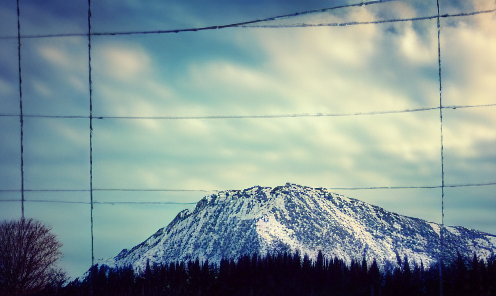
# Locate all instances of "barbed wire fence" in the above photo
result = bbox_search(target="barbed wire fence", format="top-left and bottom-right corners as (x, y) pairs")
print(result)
(1, 0), (496, 293)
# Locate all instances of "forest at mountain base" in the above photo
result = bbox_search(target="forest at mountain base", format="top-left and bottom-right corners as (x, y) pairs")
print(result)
(35, 251), (496, 296)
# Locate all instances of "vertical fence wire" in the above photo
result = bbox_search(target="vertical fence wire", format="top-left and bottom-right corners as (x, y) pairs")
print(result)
(87, 0), (94, 269)
(436, 0), (445, 295)
(16, 0), (24, 219)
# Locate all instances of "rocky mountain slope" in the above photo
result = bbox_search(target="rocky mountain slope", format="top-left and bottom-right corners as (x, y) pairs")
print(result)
(99, 183), (496, 273)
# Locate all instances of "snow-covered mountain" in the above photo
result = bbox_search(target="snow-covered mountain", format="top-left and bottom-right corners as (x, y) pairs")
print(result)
(99, 183), (496, 273)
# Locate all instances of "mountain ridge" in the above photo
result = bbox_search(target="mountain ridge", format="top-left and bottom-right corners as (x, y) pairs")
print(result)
(98, 183), (496, 274)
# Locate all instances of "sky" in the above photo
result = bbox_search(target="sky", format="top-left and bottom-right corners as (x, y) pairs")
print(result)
(0, 0), (495, 279)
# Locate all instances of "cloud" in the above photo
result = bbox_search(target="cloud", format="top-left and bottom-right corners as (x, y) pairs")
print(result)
(39, 46), (74, 69)
(92, 42), (183, 127)
(98, 44), (151, 82)
(15, 37), (90, 115)
(84, 3), (447, 195)
(30, 79), (53, 97)
(399, 24), (437, 65)
(442, 13), (496, 106)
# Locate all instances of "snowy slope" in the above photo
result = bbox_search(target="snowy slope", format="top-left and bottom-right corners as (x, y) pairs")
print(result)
(99, 183), (496, 274)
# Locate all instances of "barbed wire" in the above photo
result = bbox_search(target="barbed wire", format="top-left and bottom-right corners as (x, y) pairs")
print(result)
(0, 189), (216, 193)
(1, 181), (495, 196)
(88, 0), (95, 268)
(0, 0), (395, 39)
(329, 182), (496, 190)
(436, 0), (445, 292)
(0, 199), (197, 205)
(16, 0), (25, 219)
(0, 103), (495, 120)
(242, 9), (496, 28)
(1, 5), (495, 40)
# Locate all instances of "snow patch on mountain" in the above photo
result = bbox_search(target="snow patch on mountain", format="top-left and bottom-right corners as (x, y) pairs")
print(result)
(97, 183), (496, 275)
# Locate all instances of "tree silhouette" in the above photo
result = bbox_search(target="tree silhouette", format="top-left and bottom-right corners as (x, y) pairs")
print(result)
(52, 250), (496, 296)
(0, 218), (66, 296)
(369, 258), (381, 295)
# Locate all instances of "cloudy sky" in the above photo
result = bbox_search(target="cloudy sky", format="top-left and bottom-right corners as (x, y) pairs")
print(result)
(1, 0), (495, 278)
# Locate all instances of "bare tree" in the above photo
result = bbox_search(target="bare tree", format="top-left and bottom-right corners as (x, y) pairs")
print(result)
(0, 218), (67, 296)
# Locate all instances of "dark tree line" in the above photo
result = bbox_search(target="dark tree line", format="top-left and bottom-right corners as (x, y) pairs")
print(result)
(38, 251), (496, 296)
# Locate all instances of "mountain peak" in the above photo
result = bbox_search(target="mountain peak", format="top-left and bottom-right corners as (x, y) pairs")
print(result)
(99, 184), (496, 274)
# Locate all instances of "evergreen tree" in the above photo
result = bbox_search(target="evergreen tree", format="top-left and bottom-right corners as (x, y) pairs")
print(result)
(469, 253), (481, 295)
(402, 255), (413, 295)
(187, 259), (202, 295)
(369, 258), (381, 296)
(411, 260), (425, 296)
(51, 250), (496, 296)
(450, 252), (468, 296)
(301, 254), (313, 295)
(478, 258), (489, 295)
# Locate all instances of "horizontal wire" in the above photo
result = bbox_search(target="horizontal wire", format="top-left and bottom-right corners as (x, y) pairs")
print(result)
(0, 189), (216, 193)
(1, 6), (494, 40)
(1, 103), (494, 120)
(1, 182), (495, 196)
(329, 186), (441, 190)
(0, 199), (197, 205)
(93, 188), (216, 192)
(0, 115), (90, 119)
(243, 9), (496, 28)
(443, 103), (496, 110)
(0, 0), (394, 40)
(1, 182), (494, 206)
(328, 182), (496, 190)
(95, 201), (197, 205)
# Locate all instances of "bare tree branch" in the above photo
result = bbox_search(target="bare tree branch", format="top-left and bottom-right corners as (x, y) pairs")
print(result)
(0, 218), (65, 296)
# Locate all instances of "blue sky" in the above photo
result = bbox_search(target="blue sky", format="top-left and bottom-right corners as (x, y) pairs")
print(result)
(1, 0), (495, 279)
